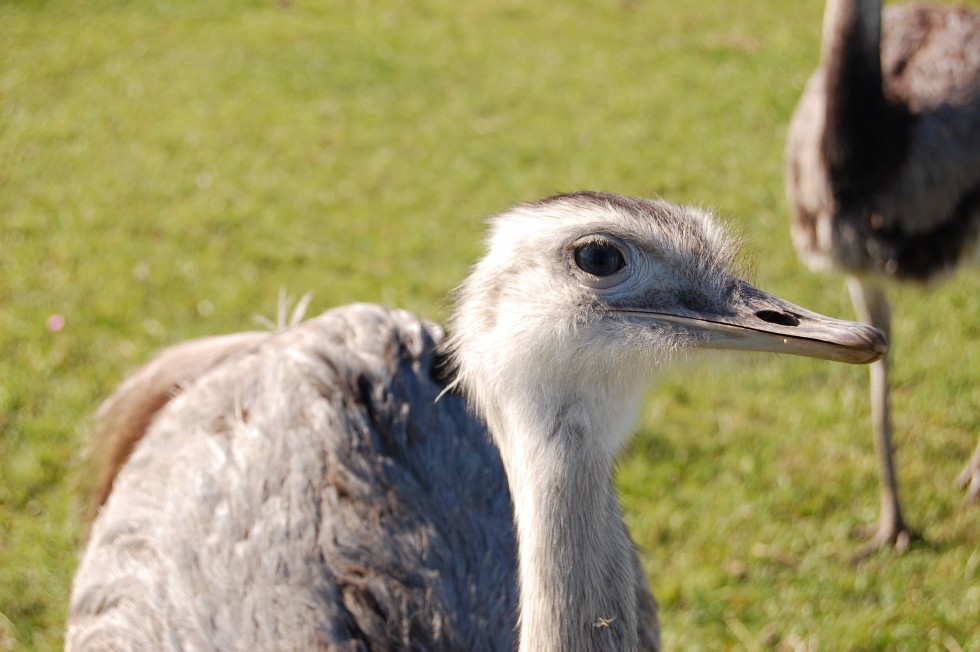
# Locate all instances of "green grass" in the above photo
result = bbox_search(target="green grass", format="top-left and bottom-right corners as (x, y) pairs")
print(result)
(2, 0), (978, 649)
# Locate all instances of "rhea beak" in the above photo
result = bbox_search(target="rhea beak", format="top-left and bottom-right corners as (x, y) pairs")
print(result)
(621, 281), (887, 364)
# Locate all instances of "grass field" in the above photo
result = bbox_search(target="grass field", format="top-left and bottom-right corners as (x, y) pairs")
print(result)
(2, 0), (978, 649)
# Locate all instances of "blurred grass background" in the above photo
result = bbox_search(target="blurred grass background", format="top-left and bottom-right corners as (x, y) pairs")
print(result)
(1, 0), (978, 649)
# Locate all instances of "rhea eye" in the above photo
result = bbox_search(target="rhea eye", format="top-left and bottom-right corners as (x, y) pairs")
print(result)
(573, 241), (626, 277)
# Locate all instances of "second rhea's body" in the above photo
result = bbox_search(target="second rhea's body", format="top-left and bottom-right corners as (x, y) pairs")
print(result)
(786, 0), (980, 553)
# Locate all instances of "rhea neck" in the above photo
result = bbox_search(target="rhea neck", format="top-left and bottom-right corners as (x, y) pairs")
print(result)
(480, 376), (644, 652)
(821, 0), (906, 197)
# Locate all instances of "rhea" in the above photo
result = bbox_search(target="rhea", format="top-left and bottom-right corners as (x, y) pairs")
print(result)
(785, 0), (980, 554)
(67, 192), (885, 651)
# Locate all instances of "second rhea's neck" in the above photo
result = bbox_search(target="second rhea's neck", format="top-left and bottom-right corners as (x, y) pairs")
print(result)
(821, 0), (905, 191)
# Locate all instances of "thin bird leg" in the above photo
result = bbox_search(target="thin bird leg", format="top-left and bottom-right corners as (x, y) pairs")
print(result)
(847, 277), (914, 559)
(956, 437), (980, 503)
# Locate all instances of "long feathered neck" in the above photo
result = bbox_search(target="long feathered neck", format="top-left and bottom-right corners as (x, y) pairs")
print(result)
(821, 0), (905, 198)
(481, 387), (641, 652)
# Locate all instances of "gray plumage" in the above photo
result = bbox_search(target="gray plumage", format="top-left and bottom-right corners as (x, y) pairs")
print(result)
(68, 192), (885, 651)
(785, 0), (980, 554)
(70, 306), (527, 650)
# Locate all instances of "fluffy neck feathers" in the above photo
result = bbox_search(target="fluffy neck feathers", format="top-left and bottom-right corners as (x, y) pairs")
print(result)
(478, 381), (643, 652)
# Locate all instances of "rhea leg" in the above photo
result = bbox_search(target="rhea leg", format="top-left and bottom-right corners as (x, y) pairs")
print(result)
(957, 438), (980, 502)
(847, 277), (913, 557)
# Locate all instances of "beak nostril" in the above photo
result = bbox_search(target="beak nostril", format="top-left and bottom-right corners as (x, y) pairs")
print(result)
(755, 310), (801, 327)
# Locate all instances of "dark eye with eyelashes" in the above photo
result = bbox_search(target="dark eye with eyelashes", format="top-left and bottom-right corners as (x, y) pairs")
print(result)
(573, 241), (627, 277)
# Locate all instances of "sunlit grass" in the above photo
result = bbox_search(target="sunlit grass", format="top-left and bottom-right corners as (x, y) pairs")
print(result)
(2, 0), (978, 649)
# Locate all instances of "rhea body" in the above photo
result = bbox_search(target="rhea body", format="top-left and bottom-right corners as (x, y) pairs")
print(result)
(785, 0), (980, 552)
(67, 192), (885, 651)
